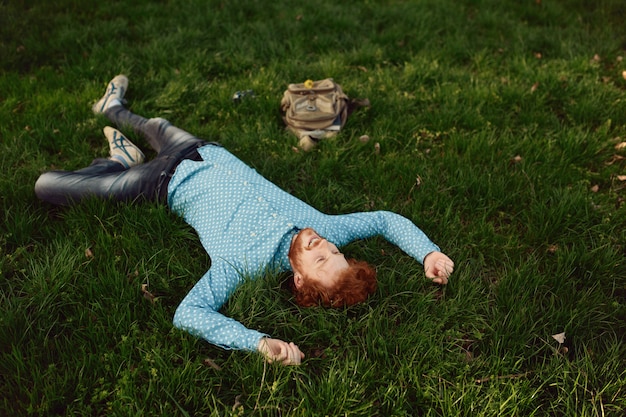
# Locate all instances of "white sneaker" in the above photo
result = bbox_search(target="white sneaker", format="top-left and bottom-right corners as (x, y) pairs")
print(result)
(103, 126), (145, 168)
(92, 75), (128, 114)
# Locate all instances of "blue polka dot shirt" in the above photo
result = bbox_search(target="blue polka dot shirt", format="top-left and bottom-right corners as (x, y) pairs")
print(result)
(167, 145), (440, 351)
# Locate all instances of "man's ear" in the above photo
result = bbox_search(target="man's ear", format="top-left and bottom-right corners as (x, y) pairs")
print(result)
(293, 272), (304, 289)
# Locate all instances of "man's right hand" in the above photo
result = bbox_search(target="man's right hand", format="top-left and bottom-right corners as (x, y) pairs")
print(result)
(257, 337), (305, 366)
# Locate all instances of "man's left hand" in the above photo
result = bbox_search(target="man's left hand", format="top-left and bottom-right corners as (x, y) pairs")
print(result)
(423, 251), (454, 285)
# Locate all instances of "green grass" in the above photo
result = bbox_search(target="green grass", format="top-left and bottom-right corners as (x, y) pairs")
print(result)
(2, 0), (626, 415)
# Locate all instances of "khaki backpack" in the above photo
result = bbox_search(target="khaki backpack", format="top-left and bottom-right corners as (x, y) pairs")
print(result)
(281, 79), (355, 150)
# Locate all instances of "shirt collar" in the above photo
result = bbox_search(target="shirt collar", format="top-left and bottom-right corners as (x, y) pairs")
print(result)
(275, 227), (300, 270)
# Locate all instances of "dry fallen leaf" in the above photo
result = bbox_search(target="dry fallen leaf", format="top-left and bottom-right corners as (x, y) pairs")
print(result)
(232, 395), (243, 412)
(552, 332), (566, 344)
(85, 247), (94, 258)
(203, 358), (222, 371)
(530, 82), (539, 93)
(617, 175), (626, 181)
(141, 283), (157, 303)
(590, 184), (599, 193)
(547, 244), (559, 254)
(310, 348), (327, 359)
(606, 155), (625, 165)
(615, 142), (626, 150)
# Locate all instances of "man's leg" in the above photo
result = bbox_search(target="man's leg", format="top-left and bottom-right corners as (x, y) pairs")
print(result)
(35, 75), (210, 206)
(93, 74), (206, 155)
(104, 106), (206, 155)
(35, 130), (169, 206)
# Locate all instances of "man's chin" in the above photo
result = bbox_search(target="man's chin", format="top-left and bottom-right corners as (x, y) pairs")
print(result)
(291, 227), (316, 244)
(289, 228), (318, 262)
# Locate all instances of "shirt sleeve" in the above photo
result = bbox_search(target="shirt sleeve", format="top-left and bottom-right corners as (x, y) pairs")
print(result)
(172, 258), (268, 351)
(322, 210), (440, 264)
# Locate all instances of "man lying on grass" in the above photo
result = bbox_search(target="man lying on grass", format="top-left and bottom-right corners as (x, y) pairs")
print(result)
(35, 75), (455, 366)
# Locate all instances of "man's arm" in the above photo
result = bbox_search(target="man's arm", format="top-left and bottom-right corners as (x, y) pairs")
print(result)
(323, 210), (453, 282)
(173, 259), (305, 365)
(173, 259), (268, 351)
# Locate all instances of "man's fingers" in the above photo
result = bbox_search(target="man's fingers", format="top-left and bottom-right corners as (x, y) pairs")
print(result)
(276, 342), (304, 365)
(281, 344), (292, 365)
(287, 343), (303, 365)
(435, 259), (454, 277)
(292, 343), (304, 364)
(277, 344), (290, 362)
(425, 258), (453, 284)
(432, 275), (448, 285)
(258, 338), (304, 366)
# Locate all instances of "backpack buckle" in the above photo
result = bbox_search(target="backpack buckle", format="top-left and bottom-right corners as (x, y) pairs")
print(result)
(306, 95), (317, 111)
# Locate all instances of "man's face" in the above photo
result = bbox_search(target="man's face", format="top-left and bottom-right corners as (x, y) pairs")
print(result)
(288, 228), (349, 289)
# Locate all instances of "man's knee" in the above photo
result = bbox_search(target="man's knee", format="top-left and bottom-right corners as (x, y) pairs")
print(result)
(148, 117), (171, 129)
(34, 172), (65, 205)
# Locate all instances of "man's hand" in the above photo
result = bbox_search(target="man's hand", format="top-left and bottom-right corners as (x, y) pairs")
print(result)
(257, 337), (305, 366)
(423, 251), (454, 285)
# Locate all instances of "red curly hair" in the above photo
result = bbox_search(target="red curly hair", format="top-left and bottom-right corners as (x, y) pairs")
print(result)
(289, 258), (377, 308)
